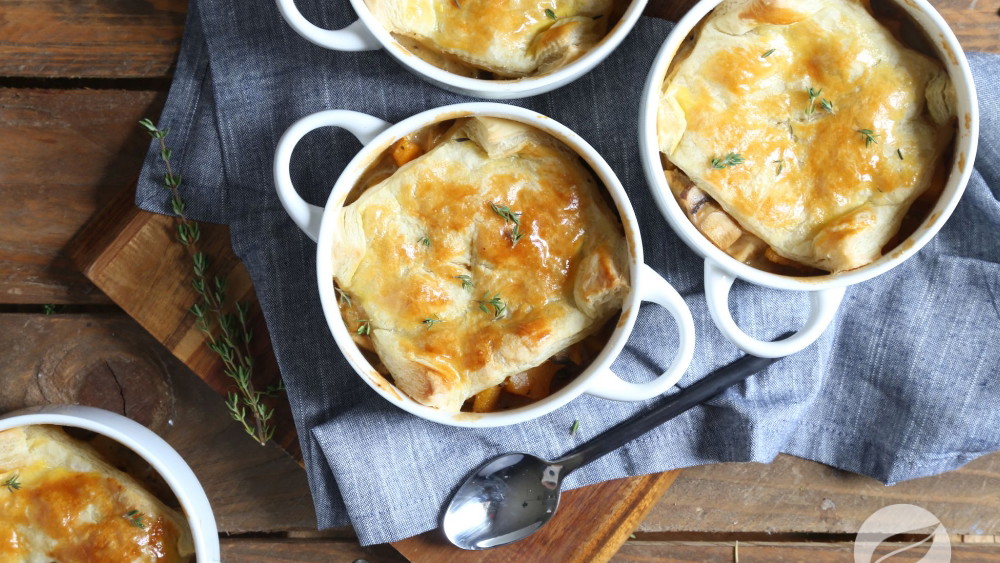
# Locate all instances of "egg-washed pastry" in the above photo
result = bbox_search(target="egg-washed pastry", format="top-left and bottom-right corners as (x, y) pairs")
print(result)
(334, 117), (629, 412)
(366, 0), (619, 77)
(0, 425), (194, 563)
(658, 0), (955, 273)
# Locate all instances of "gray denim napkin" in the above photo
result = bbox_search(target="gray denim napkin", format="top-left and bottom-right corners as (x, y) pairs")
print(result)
(137, 0), (1000, 546)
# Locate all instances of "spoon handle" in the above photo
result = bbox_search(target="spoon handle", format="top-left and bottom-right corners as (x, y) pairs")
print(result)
(555, 339), (790, 473)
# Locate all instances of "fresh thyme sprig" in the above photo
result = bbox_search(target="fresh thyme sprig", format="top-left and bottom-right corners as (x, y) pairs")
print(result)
(857, 128), (879, 147)
(456, 275), (474, 291)
(711, 153), (744, 169)
(124, 509), (145, 529)
(140, 118), (278, 446)
(477, 293), (507, 319)
(423, 317), (444, 329)
(3, 474), (20, 493)
(490, 202), (525, 246)
(820, 98), (834, 113)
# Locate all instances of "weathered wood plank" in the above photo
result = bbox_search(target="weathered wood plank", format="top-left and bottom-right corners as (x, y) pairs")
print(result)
(0, 313), (317, 534)
(221, 538), (406, 562)
(612, 541), (1000, 562)
(394, 471), (681, 563)
(0, 87), (164, 304)
(0, 0), (187, 79)
(641, 452), (1000, 536)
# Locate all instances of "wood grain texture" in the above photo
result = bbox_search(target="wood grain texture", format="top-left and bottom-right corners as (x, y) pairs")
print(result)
(221, 538), (406, 562)
(0, 87), (164, 304)
(642, 453), (1000, 536)
(394, 471), (681, 563)
(0, 0), (188, 79)
(612, 541), (1000, 562)
(0, 313), (317, 534)
(67, 185), (300, 459)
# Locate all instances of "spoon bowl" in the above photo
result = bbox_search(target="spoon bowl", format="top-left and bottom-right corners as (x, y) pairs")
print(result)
(442, 343), (790, 550)
(443, 453), (562, 550)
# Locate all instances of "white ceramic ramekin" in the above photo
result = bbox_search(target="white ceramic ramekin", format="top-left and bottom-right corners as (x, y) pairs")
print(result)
(274, 0), (648, 99)
(274, 102), (696, 427)
(0, 405), (221, 563)
(639, 0), (979, 358)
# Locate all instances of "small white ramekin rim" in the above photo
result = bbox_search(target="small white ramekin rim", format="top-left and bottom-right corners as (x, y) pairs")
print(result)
(0, 405), (221, 563)
(639, 0), (979, 293)
(274, 102), (696, 427)
(279, 0), (649, 99)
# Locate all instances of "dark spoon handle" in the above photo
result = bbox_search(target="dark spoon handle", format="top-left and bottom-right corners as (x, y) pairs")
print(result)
(555, 335), (791, 473)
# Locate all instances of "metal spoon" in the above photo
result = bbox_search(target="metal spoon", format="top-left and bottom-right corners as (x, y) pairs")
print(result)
(442, 345), (788, 550)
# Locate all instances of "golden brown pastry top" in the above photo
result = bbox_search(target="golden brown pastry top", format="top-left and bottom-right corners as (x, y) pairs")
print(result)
(334, 117), (629, 411)
(366, 0), (617, 77)
(658, 0), (955, 272)
(0, 425), (194, 563)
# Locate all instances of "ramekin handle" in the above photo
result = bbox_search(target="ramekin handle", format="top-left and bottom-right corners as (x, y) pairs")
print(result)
(586, 263), (696, 401)
(275, 0), (381, 51)
(273, 110), (392, 242)
(704, 261), (845, 358)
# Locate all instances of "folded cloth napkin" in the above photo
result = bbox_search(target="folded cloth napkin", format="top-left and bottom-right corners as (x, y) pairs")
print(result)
(137, 0), (1000, 545)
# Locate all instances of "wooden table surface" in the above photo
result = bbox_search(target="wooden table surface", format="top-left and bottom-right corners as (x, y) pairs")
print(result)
(1, 0), (999, 561)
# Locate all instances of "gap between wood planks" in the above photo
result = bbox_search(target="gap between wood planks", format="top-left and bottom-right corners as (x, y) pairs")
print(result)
(0, 77), (172, 91)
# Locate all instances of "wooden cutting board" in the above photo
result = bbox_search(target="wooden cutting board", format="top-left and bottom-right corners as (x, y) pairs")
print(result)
(67, 183), (681, 562)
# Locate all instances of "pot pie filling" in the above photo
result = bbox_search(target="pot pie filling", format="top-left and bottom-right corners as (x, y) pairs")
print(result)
(657, 0), (956, 274)
(365, 0), (627, 78)
(333, 117), (629, 412)
(0, 425), (194, 563)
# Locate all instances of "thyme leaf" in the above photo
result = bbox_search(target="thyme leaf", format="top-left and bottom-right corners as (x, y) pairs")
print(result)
(857, 128), (879, 147)
(3, 474), (20, 493)
(570, 420), (580, 435)
(711, 153), (744, 169)
(419, 236), (431, 247)
(773, 159), (784, 176)
(897, 148), (904, 160)
(761, 48), (775, 58)
(124, 509), (145, 529)
(356, 320), (371, 336)
(477, 293), (507, 320)
(490, 202), (525, 246)
(422, 317), (444, 329)
(455, 275), (473, 291)
(820, 98), (834, 113)
(805, 87), (822, 115)
(545, 8), (557, 19)
(335, 287), (352, 307)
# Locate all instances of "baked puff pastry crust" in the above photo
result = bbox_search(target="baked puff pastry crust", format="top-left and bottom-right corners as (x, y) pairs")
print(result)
(334, 117), (629, 411)
(0, 425), (194, 563)
(658, 0), (955, 273)
(366, 0), (617, 77)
